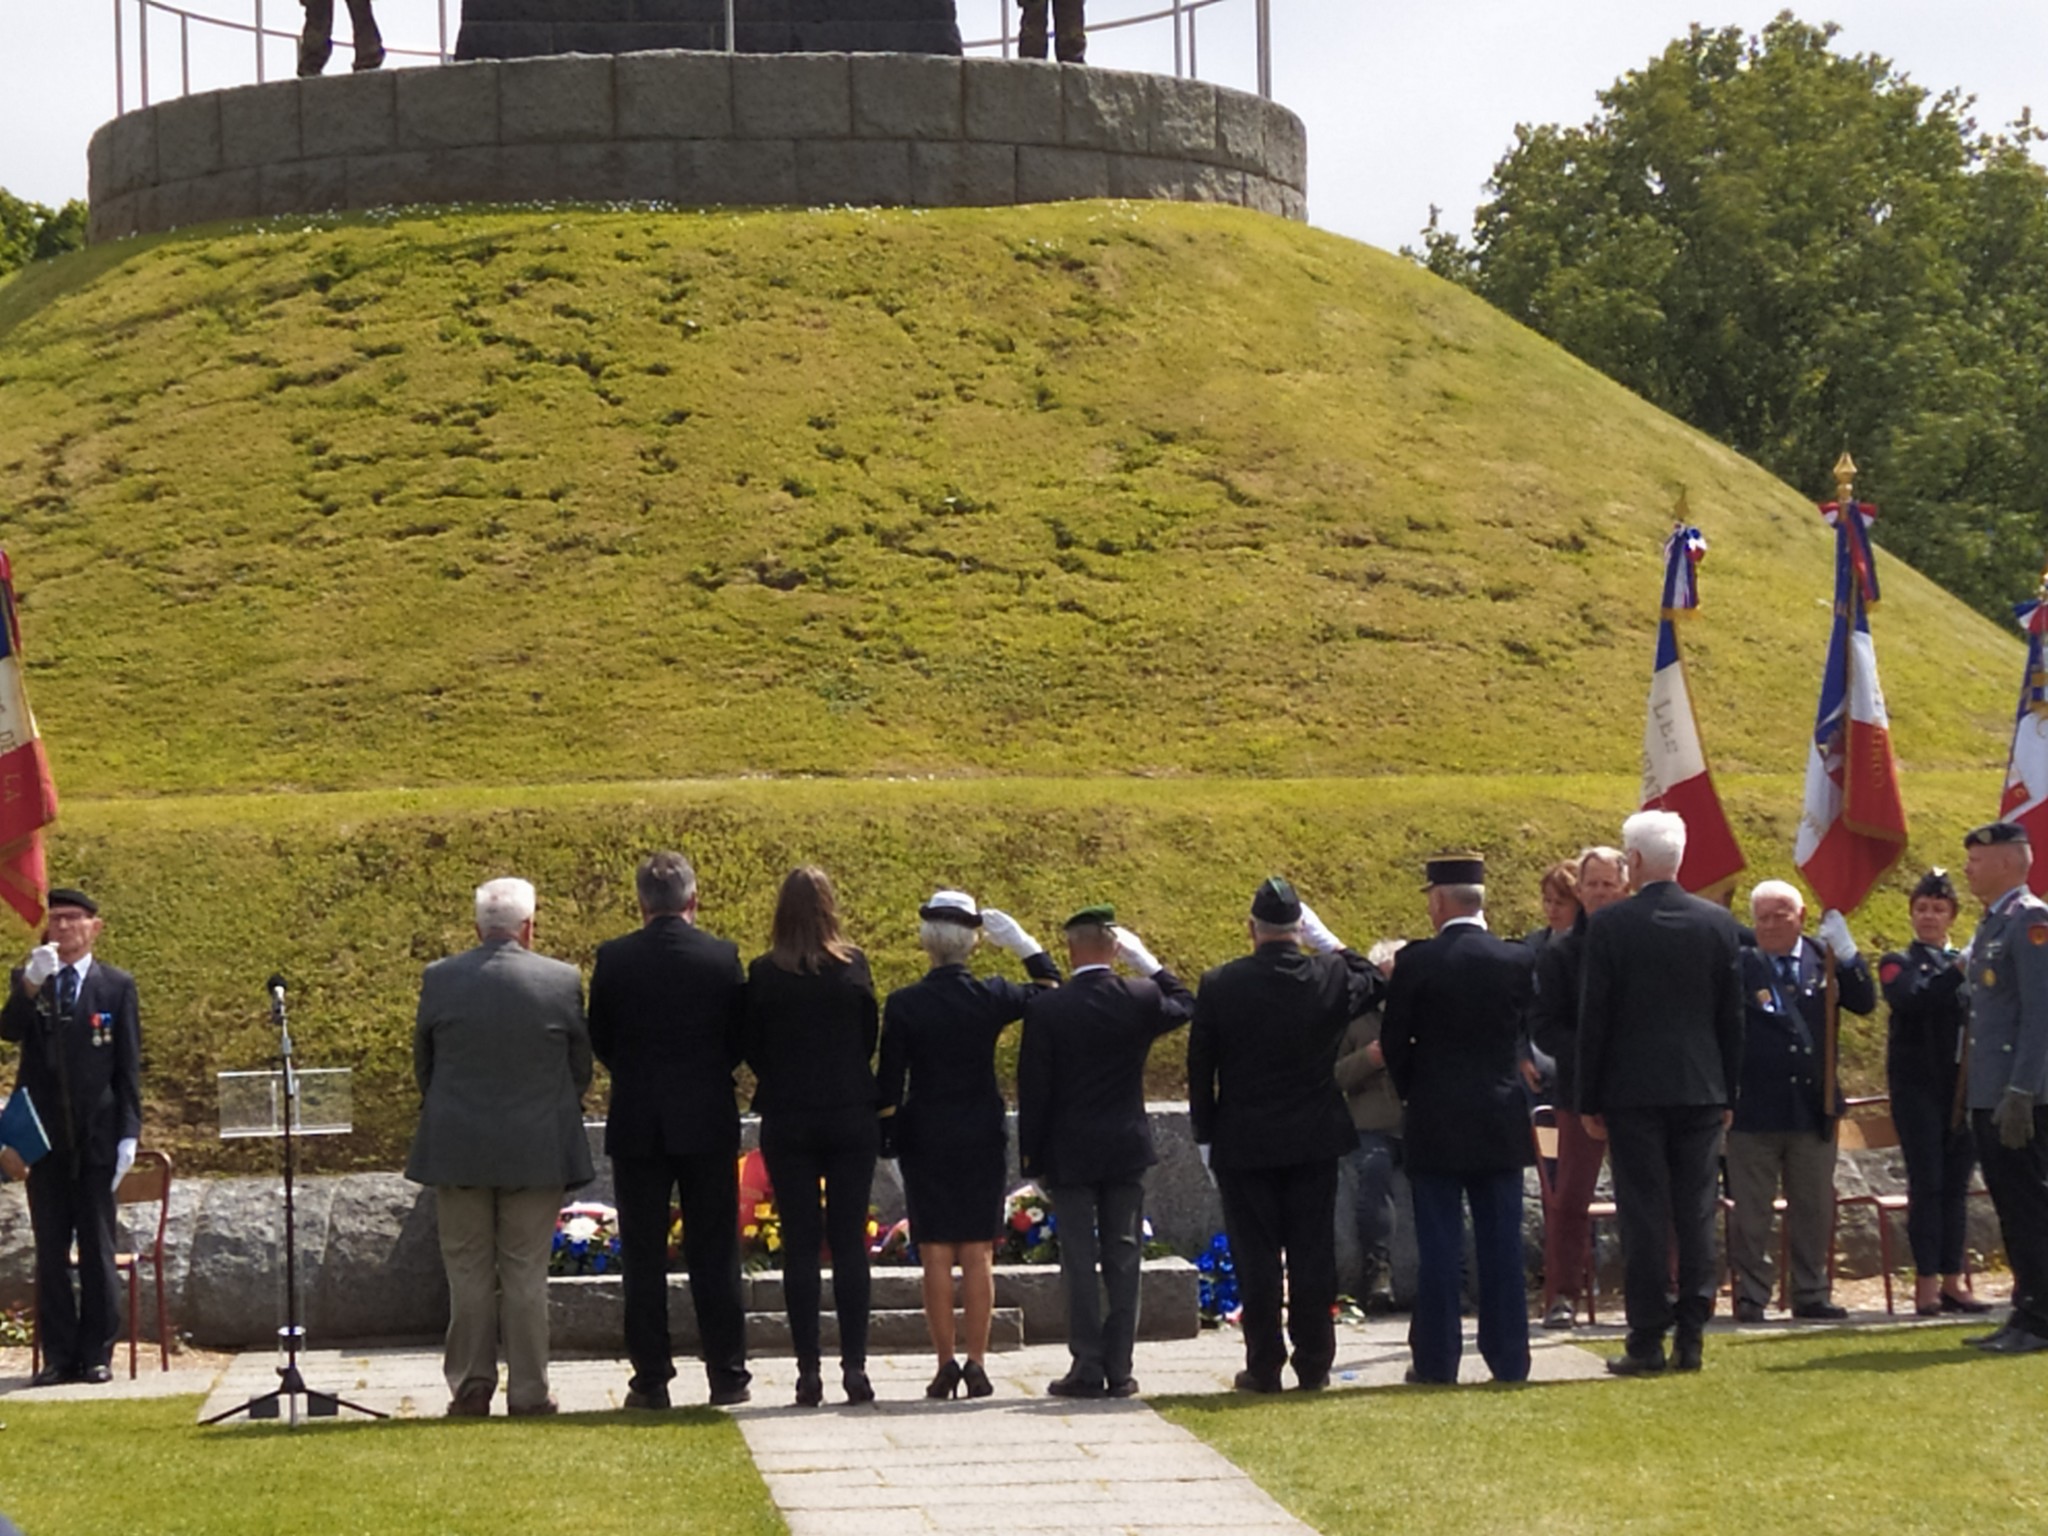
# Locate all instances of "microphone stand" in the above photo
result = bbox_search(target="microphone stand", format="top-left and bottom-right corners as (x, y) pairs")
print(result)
(202, 979), (383, 1426)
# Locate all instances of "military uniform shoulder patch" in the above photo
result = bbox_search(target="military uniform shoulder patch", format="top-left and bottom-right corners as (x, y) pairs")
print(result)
(1879, 960), (1904, 984)
(2030, 923), (2048, 947)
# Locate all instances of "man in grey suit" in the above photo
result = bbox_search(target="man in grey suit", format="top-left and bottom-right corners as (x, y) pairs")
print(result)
(406, 876), (594, 1417)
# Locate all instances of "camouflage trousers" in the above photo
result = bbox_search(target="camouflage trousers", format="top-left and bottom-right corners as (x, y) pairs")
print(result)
(298, 0), (385, 77)
(1018, 0), (1086, 64)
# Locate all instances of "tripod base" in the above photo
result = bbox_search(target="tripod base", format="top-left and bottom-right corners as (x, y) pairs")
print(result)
(200, 1361), (386, 1426)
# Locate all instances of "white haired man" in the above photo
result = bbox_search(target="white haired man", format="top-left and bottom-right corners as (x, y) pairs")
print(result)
(406, 877), (594, 1417)
(1725, 879), (1875, 1322)
(1578, 810), (1745, 1374)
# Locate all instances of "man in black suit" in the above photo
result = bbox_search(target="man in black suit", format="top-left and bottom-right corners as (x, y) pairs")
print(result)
(1382, 854), (1535, 1385)
(1726, 879), (1876, 1322)
(0, 887), (143, 1388)
(1018, 904), (1193, 1399)
(1578, 810), (1745, 1374)
(1188, 878), (1383, 1393)
(588, 851), (751, 1409)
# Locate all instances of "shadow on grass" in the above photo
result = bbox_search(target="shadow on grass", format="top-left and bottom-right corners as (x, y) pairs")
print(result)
(1761, 1345), (1990, 1374)
(1151, 1374), (1611, 1414)
(202, 1405), (733, 1439)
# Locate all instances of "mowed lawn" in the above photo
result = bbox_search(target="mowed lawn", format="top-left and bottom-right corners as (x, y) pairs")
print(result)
(1160, 1325), (2048, 1536)
(0, 1398), (785, 1536)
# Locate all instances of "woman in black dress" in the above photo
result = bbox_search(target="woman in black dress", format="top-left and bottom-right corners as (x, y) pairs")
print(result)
(878, 890), (1058, 1399)
(1880, 867), (1992, 1316)
(744, 865), (883, 1407)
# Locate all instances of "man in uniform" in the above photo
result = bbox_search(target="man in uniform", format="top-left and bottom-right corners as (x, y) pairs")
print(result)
(1725, 880), (1875, 1321)
(1018, 0), (1086, 63)
(1189, 878), (1383, 1393)
(0, 887), (142, 1388)
(1381, 854), (1534, 1385)
(1578, 809), (1745, 1375)
(1017, 905), (1192, 1398)
(298, 0), (384, 77)
(588, 851), (752, 1409)
(1957, 821), (2048, 1354)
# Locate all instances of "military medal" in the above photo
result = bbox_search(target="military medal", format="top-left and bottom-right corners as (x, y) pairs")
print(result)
(1982, 969), (1997, 988)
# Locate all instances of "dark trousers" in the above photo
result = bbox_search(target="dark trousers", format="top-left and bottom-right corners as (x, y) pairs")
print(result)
(1894, 1086), (1974, 1276)
(1046, 1178), (1145, 1386)
(1409, 1167), (1529, 1383)
(1605, 1105), (1723, 1354)
(612, 1150), (748, 1398)
(298, 0), (382, 75)
(28, 1152), (120, 1375)
(762, 1108), (877, 1371)
(1542, 1108), (1605, 1300)
(1972, 1107), (2048, 1339)
(1018, 0), (1086, 63)
(1217, 1159), (1339, 1385)
(1347, 1131), (1401, 1266)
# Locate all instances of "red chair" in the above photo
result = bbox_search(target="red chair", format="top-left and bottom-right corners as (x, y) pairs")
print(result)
(1831, 1096), (1909, 1314)
(31, 1148), (174, 1379)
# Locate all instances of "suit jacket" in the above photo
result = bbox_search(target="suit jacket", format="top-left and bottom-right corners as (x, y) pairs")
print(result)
(404, 938), (595, 1190)
(588, 915), (746, 1160)
(0, 957), (142, 1164)
(1381, 922), (1533, 1174)
(1188, 943), (1381, 1172)
(1576, 880), (1744, 1115)
(742, 951), (879, 1118)
(1527, 913), (1586, 1107)
(879, 952), (1060, 1155)
(1881, 938), (1968, 1107)
(1732, 940), (1875, 1135)
(1017, 966), (1193, 1186)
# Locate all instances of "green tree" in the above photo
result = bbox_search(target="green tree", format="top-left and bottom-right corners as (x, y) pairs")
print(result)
(0, 188), (88, 279)
(1417, 12), (2048, 621)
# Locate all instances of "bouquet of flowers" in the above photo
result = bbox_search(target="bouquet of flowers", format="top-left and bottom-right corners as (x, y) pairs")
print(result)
(872, 1216), (915, 1264)
(1195, 1231), (1239, 1326)
(740, 1196), (784, 1272)
(997, 1182), (1058, 1264)
(550, 1202), (622, 1276)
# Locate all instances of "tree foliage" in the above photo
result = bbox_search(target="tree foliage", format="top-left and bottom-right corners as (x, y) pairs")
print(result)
(0, 188), (87, 279)
(1417, 12), (2048, 622)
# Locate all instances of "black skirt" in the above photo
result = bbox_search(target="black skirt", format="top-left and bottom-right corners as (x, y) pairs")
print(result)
(901, 1141), (1006, 1245)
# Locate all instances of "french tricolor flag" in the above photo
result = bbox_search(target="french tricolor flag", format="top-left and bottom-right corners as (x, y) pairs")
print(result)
(0, 553), (57, 929)
(1997, 595), (2048, 893)
(1641, 525), (1745, 893)
(1794, 501), (1907, 912)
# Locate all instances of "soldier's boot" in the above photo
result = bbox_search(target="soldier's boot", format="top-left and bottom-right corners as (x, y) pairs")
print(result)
(1052, 0), (1087, 63)
(1363, 1250), (1395, 1316)
(297, 0), (335, 77)
(346, 0), (385, 71)
(1016, 0), (1049, 60)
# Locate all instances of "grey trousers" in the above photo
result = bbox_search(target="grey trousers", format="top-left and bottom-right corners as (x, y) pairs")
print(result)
(1725, 1130), (1836, 1308)
(435, 1184), (563, 1410)
(1046, 1178), (1145, 1386)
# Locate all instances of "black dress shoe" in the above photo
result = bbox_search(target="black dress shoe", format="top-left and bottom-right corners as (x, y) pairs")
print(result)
(1402, 1367), (1452, 1385)
(623, 1385), (671, 1410)
(1606, 1351), (1667, 1377)
(1940, 1291), (1994, 1315)
(79, 1365), (114, 1385)
(794, 1370), (825, 1407)
(29, 1365), (73, 1389)
(1294, 1372), (1329, 1392)
(1231, 1368), (1283, 1394)
(1792, 1302), (1849, 1321)
(1047, 1372), (1107, 1399)
(1733, 1300), (1767, 1324)
(1965, 1324), (2018, 1349)
(707, 1383), (751, 1407)
(842, 1368), (875, 1405)
(1106, 1377), (1141, 1398)
(1672, 1337), (1703, 1373)
(1978, 1328), (2048, 1356)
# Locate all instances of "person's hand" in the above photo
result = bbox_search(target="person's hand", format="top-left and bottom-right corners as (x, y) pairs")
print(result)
(22, 944), (58, 990)
(1364, 1040), (1384, 1069)
(1817, 909), (1859, 963)
(979, 908), (1044, 960)
(1996, 1088), (2037, 1150)
(112, 1138), (138, 1192)
(1295, 902), (1343, 955)
(0, 1146), (26, 1182)
(1519, 1058), (1543, 1091)
(1582, 1114), (1608, 1142)
(1112, 926), (1163, 976)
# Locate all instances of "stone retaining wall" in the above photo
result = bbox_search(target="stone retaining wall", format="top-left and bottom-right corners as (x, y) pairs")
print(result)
(85, 53), (1308, 243)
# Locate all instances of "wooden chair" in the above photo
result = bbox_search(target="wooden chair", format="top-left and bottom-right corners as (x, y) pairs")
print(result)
(1530, 1105), (1620, 1323)
(31, 1147), (174, 1378)
(1832, 1095), (1909, 1314)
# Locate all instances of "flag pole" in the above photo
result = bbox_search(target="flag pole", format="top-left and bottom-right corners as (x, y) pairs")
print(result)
(1819, 450), (1858, 1127)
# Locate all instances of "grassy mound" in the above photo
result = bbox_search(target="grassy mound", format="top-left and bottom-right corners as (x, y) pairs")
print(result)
(0, 201), (2025, 1172)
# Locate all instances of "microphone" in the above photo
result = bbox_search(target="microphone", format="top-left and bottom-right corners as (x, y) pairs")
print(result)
(267, 974), (288, 1004)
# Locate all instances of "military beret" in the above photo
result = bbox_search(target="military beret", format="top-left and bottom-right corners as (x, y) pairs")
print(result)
(919, 889), (982, 927)
(1963, 821), (2029, 849)
(46, 886), (97, 915)
(1064, 903), (1116, 929)
(1250, 877), (1302, 925)
(1910, 868), (1958, 905)
(1423, 853), (1486, 888)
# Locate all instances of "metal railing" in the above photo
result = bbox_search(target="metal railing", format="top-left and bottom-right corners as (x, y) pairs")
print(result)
(114, 0), (1272, 114)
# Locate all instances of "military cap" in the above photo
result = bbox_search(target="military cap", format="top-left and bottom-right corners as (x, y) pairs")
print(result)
(1963, 821), (2030, 849)
(1249, 877), (1302, 925)
(919, 889), (982, 927)
(1423, 853), (1486, 888)
(46, 886), (98, 915)
(1064, 903), (1116, 929)
(1910, 868), (1958, 906)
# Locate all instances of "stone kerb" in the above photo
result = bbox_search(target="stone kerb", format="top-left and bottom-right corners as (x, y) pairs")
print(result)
(85, 52), (1309, 243)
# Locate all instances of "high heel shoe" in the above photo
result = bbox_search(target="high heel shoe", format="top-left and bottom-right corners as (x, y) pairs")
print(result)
(843, 1367), (875, 1405)
(925, 1359), (964, 1400)
(794, 1369), (824, 1408)
(1941, 1291), (1994, 1314)
(960, 1359), (993, 1400)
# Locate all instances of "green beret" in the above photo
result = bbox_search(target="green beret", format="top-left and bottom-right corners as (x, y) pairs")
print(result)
(1063, 903), (1116, 929)
(1250, 877), (1301, 925)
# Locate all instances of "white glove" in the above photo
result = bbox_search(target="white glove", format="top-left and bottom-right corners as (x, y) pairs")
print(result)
(1295, 902), (1343, 955)
(113, 1138), (138, 1192)
(978, 908), (1043, 959)
(23, 944), (59, 988)
(1112, 926), (1163, 976)
(1817, 909), (1859, 963)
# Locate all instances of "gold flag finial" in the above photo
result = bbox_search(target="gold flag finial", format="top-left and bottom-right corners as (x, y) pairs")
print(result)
(1833, 451), (1857, 503)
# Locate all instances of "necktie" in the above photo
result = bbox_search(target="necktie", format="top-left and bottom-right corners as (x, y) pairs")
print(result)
(56, 965), (78, 1016)
(1775, 955), (1796, 990)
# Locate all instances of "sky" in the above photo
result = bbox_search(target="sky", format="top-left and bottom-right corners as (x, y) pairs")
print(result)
(1, 0), (2043, 254)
